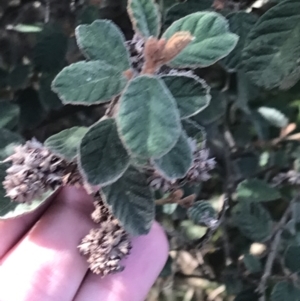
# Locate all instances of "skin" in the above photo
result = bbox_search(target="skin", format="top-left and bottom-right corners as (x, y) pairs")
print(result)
(0, 186), (169, 301)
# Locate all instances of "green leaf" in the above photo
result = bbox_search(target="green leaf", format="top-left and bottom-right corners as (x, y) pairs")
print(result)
(188, 200), (218, 228)
(192, 90), (225, 125)
(34, 23), (68, 72)
(237, 179), (281, 202)
(52, 61), (127, 105)
(222, 12), (258, 71)
(79, 118), (130, 186)
(257, 107), (289, 128)
(243, 254), (262, 274)
(242, 0), (300, 90)
(117, 75), (181, 158)
(161, 74), (211, 119)
(162, 12), (239, 68)
(39, 73), (63, 110)
(7, 24), (42, 33)
(8, 64), (30, 90)
(153, 131), (192, 180)
(45, 127), (88, 161)
(128, 0), (160, 37)
(284, 245), (300, 273)
(163, 0), (213, 31)
(75, 20), (131, 72)
(232, 201), (273, 242)
(101, 166), (154, 235)
(271, 281), (300, 301)
(0, 128), (24, 161)
(0, 101), (20, 130)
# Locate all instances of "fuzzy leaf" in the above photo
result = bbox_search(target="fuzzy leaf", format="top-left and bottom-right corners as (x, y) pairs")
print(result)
(188, 201), (218, 228)
(242, 0), (300, 89)
(34, 23), (68, 72)
(163, 0), (213, 30)
(243, 254), (262, 274)
(284, 245), (300, 273)
(222, 12), (258, 71)
(79, 118), (130, 186)
(128, 0), (160, 37)
(153, 131), (192, 180)
(101, 166), (154, 235)
(234, 289), (259, 301)
(45, 127), (88, 161)
(52, 61), (127, 105)
(77, 5), (100, 25)
(117, 75), (181, 158)
(232, 201), (273, 242)
(162, 12), (239, 68)
(192, 90), (225, 125)
(75, 20), (131, 72)
(258, 107), (289, 128)
(271, 281), (300, 301)
(237, 179), (281, 202)
(0, 101), (20, 130)
(161, 74), (211, 119)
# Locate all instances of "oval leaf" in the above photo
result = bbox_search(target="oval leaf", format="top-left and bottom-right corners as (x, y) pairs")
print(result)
(161, 74), (211, 119)
(52, 61), (127, 105)
(0, 128), (24, 161)
(162, 12), (239, 68)
(242, 0), (300, 89)
(75, 20), (131, 72)
(222, 12), (258, 71)
(243, 254), (262, 274)
(153, 131), (193, 180)
(236, 178), (281, 202)
(188, 200), (218, 228)
(271, 281), (300, 301)
(79, 118), (130, 186)
(101, 166), (154, 235)
(232, 201), (273, 242)
(45, 126), (88, 161)
(258, 107), (289, 128)
(284, 245), (300, 273)
(128, 0), (161, 37)
(117, 75), (181, 158)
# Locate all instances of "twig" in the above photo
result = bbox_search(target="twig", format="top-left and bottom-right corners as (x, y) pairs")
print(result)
(105, 96), (120, 117)
(258, 203), (292, 301)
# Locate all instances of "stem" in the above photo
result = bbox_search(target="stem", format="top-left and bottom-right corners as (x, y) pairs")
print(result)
(258, 204), (292, 301)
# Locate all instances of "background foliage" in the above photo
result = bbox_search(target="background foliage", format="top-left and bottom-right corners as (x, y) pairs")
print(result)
(1, 0), (300, 300)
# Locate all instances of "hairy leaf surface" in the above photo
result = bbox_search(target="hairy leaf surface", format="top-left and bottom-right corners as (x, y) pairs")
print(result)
(162, 74), (210, 119)
(52, 61), (127, 105)
(117, 75), (181, 158)
(128, 0), (160, 37)
(79, 118), (130, 186)
(76, 20), (131, 71)
(162, 12), (239, 68)
(101, 166), (154, 235)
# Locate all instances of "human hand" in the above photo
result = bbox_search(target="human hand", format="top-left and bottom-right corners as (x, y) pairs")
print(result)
(0, 187), (168, 301)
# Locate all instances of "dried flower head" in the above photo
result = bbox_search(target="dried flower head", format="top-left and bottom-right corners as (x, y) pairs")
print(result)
(126, 34), (145, 74)
(2, 139), (68, 203)
(2, 139), (80, 204)
(147, 140), (216, 192)
(78, 195), (132, 276)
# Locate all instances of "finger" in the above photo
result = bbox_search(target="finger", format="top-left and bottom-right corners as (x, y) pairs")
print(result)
(74, 222), (169, 301)
(0, 189), (59, 259)
(0, 186), (95, 301)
